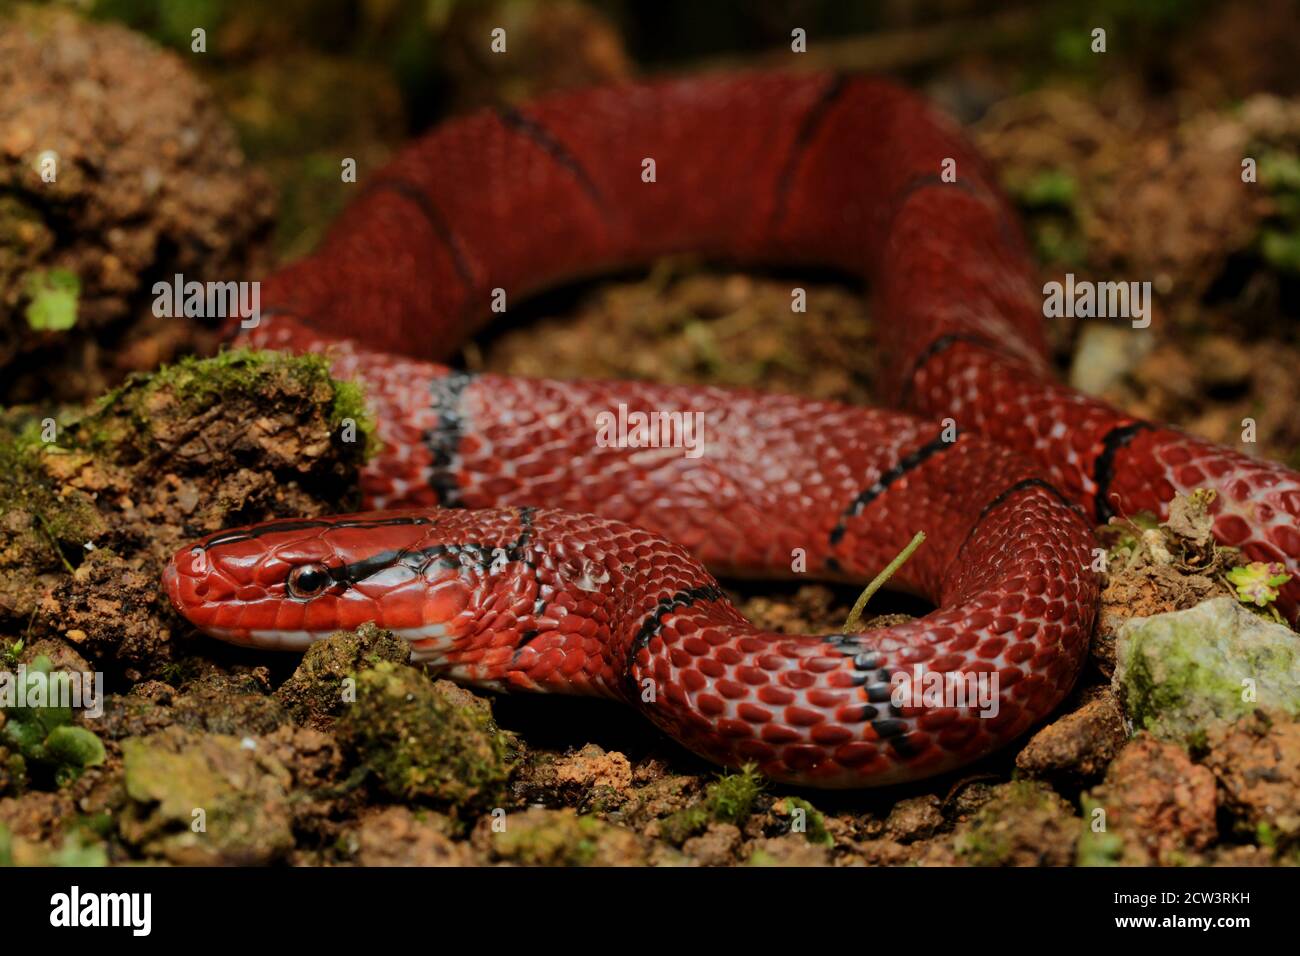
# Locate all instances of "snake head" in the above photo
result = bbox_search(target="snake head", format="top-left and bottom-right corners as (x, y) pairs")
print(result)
(163, 511), (478, 652)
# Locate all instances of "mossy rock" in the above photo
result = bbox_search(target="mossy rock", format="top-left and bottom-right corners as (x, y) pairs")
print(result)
(484, 807), (645, 866)
(80, 347), (376, 464)
(274, 623), (411, 728)
(953, 780), (1079, 867)
(1114, 597), (1300, 746)
(336, 662), (517, 815)
(119, 726), (293, 865)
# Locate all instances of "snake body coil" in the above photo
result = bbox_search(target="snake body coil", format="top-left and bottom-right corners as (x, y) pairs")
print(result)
(163, 73), (1300, 787)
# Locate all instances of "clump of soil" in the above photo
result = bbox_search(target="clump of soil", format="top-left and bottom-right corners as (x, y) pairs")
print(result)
(1204, 710), (1300, 850)
(0, 6), (274, 404)
(347, 805), (473, 867)
(1091, 489), (1241, 675)
(1078, 734), (1218, 866)
(0, 349), (372, 674)
(1015, 686), (1126, 785)
(950, 780), (1081, 867)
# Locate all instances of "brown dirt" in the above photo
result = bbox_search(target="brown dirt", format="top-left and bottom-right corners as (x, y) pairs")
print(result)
(1083, 734), (1219, 866)
(1204, 710), (1300, 849)
(1016, 685), (1127, 784)
(0, 6), (273, 405)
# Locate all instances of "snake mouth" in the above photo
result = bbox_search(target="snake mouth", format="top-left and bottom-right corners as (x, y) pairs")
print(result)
(206, 622), (454, 654)
(207, 626), (318, 651)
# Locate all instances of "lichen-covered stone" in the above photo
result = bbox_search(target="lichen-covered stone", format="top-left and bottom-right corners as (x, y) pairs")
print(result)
(1113, 597), (1300, 745)
(118, 726), (293, 865)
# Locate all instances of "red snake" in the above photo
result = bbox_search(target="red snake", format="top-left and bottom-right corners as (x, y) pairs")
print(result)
(162, 73), (1300, 788)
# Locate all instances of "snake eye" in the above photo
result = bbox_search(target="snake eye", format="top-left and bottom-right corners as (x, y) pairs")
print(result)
(286, 563), (332, 599)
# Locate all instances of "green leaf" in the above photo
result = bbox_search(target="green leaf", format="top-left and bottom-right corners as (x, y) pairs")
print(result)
(23, 269), (81, 332)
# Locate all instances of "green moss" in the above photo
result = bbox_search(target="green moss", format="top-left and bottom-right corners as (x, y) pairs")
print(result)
(1003, 164), (1088, 268)
(1075, 796), (1126, 866)
(83, 347), (376, 458)
(274, 623), (411, 726)
(954, 829), (1006, 865)
(1076, 829), (1126, 866)
(774, 796), (833, 846)
(1016, 169), (1079, 209)
(1257, 150), (1300, 274)
(1255, 821), (1278, 850)
(328, 375), (378, 451)
(659, 764), (765, 843)
(336, 662), (516, 814)
(491, 811), (605, 866)
(955, 780), (1075, 866)
(707, 763), (764, 823)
